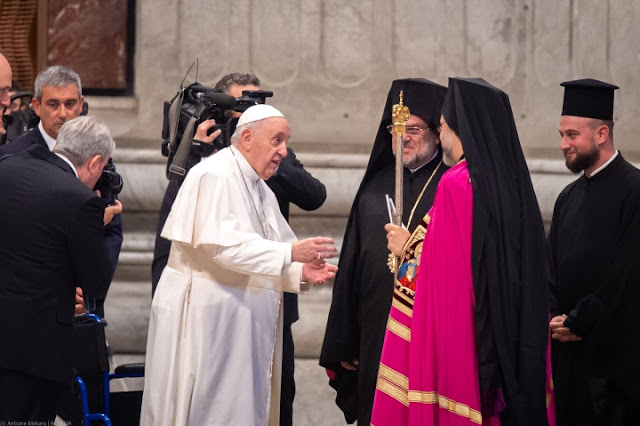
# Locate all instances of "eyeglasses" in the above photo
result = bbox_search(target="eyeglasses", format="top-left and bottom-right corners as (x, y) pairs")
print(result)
(386, 125), (428, 136)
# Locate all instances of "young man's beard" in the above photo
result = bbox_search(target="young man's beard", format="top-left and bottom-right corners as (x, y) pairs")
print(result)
(566, 143), (599, 174)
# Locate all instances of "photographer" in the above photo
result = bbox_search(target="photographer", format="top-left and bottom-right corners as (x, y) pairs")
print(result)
(0, 65), (123, 318)
(151, 73), (326, 426)
(0, 116), (116, 422)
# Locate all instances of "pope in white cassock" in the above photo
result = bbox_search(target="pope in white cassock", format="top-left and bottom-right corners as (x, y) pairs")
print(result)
(140, 104), (338, 426)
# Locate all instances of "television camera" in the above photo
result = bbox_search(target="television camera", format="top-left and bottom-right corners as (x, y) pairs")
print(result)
(94, 158), (123, 206)
(161, 82), (273, 180)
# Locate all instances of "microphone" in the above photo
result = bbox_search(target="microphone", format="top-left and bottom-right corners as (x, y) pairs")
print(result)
(194, 90), (236, 108)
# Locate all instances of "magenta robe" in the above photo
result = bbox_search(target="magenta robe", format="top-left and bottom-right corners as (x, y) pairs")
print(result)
(372, 161), (500, 425)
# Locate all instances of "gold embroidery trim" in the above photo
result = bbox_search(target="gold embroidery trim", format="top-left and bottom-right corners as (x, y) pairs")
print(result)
(394, 283), (416, 302)
(378, 364), (409, 391)
(392, 296), (414, 318)
(401, 225), (426, 258)
(376, 364), (409, 406)
(408, 391), (482, 424)
(376, 378), (409, 407)
(393, 282), (416, 301)
(386, 315), (411, 342)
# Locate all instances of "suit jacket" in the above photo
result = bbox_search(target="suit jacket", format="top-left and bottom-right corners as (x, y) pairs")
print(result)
(0, 128), (123, 317)
(265, 148), (326, 325)
(0, 126), (48, 156)
(0, 144), (112, 383)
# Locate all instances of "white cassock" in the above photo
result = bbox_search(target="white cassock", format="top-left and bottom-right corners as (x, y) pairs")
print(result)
(140, 145), (303, 426)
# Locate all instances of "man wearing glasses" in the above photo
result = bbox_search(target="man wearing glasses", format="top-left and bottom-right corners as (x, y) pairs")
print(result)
(320, 78), (449, 426)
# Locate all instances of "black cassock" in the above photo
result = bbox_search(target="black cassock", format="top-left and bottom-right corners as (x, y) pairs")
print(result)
(320, 152), (446, 425)
(320, 77), (448, 425)
(549, 153), (640, 426)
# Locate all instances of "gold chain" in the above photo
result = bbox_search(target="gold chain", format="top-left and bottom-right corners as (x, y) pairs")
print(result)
(405, 160), (443, 230)
(388, 159), (443, 273)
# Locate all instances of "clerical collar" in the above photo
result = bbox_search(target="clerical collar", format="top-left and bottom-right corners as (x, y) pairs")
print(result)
(54, 152), (78, 177)
(409, 150), (439, 173)
(229, 144), (271, 239)
(38, 121), (57, 151)
(587, 150), (618, 178)
(230, 145), (260, 184)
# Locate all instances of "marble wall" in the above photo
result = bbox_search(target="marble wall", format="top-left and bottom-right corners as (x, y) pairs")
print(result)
(110, 0), (640, 155)
(89, 0), (640, 353)
(47, 0), (131, 91)
(100, 0), (640, 239)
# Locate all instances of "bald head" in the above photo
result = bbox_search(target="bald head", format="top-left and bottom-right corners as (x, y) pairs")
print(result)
(0, 53), (13, 109)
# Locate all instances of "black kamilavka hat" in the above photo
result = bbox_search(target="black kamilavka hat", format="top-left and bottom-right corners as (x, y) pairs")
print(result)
(561, 78), (619, 120)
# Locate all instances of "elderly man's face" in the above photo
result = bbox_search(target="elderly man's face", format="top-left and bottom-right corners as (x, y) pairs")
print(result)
(246, 117), (290, 180)
(439, 116), (463, 166)
(390, 114), (440, 169)
(32, 84), (84, 139)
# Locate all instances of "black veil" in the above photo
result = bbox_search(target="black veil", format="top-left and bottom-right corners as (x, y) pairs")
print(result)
(442, 78), (549, 424)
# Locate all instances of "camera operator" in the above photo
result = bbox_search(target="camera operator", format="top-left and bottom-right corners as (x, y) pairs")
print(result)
(0, 65), (123, 319)
(151, 72), (326, 426)
(3, 81), (26, 115)
(1, 82), (37, 145)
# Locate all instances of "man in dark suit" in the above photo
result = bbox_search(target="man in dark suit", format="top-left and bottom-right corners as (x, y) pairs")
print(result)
(151, 73), (326, 425)
(0, 116), (117, 422)
(0, 65), (122, 318)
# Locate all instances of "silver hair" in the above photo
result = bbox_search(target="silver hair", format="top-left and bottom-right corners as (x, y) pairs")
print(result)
(53, 116), (115, 167)
(34, 65), (82, 100)
(230, 120), (259, 145)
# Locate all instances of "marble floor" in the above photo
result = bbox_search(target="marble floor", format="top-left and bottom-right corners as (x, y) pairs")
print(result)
(109, 354), (347, 425)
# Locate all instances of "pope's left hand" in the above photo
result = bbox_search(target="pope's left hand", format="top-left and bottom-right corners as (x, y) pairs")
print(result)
(302, 262), (338, 285)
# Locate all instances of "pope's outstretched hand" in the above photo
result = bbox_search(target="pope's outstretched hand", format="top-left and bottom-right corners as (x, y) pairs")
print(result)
(302, 261), (338, 285)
